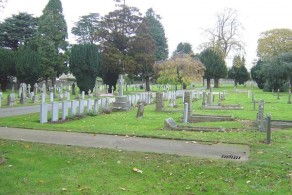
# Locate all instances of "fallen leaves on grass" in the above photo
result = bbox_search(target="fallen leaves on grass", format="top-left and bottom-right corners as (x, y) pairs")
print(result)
(133, 167), (143, 173)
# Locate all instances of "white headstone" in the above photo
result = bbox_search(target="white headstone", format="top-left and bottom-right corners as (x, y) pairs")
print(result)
(62, 101), (69, 121)
(94, 99), (99, 113)
(82, 91), (85, 99)
(40, 103), (48, 123)
(87, 99), (93, 112)
(50, 92), (54, 103)
(71, 100), (77, 116)
(41, 93), (46, 103)
(79, 99), (85, 115)
(51, 102), (59, 122)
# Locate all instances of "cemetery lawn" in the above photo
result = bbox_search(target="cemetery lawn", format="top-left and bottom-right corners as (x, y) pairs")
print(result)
(0, 86), (291, 193)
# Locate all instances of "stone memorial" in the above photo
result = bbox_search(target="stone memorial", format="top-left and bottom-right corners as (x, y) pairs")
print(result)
(94, 99), (99, 113)
(34, 83), (38, 94)
(183, 103), (188, 123)
(79, 99), (85, 115)
(184, 91), (193, 116)
(40, 103), (48, 123)
(136, 103), (144, 119)
(62, 101), (69, 121)
(112, 74), (131, 111)
(51, 102), (59, 122)
(0, 92), (2, 108)
(50, 92), (54, 102)
(87, 99), (93, 112)
(155, 92), (164, 112)
(7, 93), (16, 106)
(71, 100), (77, 116)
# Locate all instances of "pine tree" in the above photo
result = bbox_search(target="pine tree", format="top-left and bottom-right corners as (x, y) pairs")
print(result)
(38, 0), (68, 86)
(145, 8), (168, 61)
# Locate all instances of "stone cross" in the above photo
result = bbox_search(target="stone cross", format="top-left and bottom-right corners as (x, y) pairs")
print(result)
(34, 83), (38, 94)
(27, 84), (31, 97)
(42, 83), (46, 94)
(118, 74), (124, 96)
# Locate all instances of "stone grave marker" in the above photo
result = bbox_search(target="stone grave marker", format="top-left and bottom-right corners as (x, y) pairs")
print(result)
(62, 101), (69, 121)
(0, 92), (2, 108)
(155, 92), (164, 112)
(184, 91), (193, 116)
(41, 93), (46, 103)
(94, 99), (99, 113)
(33, 83), (39, 95)
(82, 91), (85, 100)
(257, 100), (265, 131)
(183, 103), (188, 123)
(7, 93), (16, 106)
(79, 99), (85, 115)
(87, 99), (93, 112)
(33, 95), (39, 103)
(50, 92), (54, 103)
(40, 103), (48, 123)
(51, 102), (59, 122)
(71, 100), (77, 116)
(136, 103), (144, 119)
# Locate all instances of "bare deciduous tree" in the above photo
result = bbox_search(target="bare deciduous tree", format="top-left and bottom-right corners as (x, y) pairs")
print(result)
(202, 8), (244, 59)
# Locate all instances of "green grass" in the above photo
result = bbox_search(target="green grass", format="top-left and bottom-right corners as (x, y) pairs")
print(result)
(0, 85), (292, 194)
(0, 135), (291, 194)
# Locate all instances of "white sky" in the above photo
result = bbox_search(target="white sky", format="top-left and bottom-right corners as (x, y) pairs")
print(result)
(1, 0), (292, 69)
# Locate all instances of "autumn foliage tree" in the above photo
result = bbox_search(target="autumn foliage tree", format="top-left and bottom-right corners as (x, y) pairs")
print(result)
(154, 53), (205, 89)
(257, 28), (292, 60)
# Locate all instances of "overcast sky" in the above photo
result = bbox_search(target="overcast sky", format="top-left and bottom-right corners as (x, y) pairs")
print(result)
(1, 0), (292, 68)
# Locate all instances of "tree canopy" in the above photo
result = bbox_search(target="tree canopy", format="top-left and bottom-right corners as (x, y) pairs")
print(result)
(154, 53), (205, 89)
(173, 42), (194, 56)
(69, 44), (101, 93)
(199, 48), (227, 88)
(38, 0), (68, 86)
(203, 8), (244, 59)
(129, 19), (156, 91)
(257, 28), (292, 60)
(71, 13), (102, 44)
(145, 8), (168, 61)
(0, 47), (15, 91)
(228, 55), (250, 86)
(0, 12), (38, 50)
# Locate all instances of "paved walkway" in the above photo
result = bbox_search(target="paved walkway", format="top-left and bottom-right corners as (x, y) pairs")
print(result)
(0, 127), (250, 162)
(0, 105), (42, 117)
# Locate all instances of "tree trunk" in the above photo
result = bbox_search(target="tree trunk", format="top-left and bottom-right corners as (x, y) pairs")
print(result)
(145, 77), (150, 92)
(214, 78), (220, 88)
(206, 78), (211, 89)
(0, 77), (8, 92)
(51, 77), (56, 88)
(182, 82), (187, 89)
